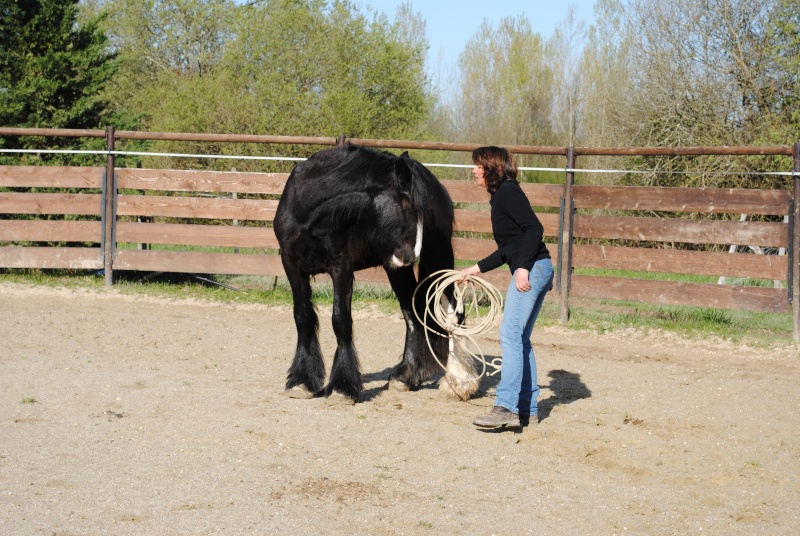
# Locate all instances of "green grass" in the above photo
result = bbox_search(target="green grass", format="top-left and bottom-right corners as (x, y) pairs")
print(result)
(575, 266), (783, 288)
(541, 296), (793, 347)
(1, 268), (795, 347)
(115, 243), (279, 256)
(0, 268), (400, 314)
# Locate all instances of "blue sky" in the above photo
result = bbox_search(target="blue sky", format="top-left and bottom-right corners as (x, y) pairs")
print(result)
(360, 1), (597, 76)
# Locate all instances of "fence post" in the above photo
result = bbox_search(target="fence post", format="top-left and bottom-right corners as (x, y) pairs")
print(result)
(559, 147), (576, 323)
(102, 125), (116, 286)
(793, 142), (800, 342)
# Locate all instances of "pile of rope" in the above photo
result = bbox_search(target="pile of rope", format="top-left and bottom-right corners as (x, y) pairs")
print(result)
(413, 270), (505, 391)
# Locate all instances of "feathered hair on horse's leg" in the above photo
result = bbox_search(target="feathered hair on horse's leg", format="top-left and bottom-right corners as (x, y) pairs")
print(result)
(285, 338), (324, 399)
(438, 338), (480, 401)
(383, 265), (427, 391)
(418, 317), (449, 378)
(324, 268), (362, 404)
(325, 344), (362, 403)
(389, 284), (452, 392)
(386, 310), (429, 392)
(284, 271), (325, 399)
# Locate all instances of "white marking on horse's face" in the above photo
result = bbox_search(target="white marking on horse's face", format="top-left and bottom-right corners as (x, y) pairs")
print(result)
(414, 219), (423, 258)
(389, 219), (423, 268)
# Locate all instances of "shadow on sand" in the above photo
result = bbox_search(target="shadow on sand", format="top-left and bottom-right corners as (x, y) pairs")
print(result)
(470, 357), (592, 432)
(351, 361), (592, 418)
(538, 369), (592, 421)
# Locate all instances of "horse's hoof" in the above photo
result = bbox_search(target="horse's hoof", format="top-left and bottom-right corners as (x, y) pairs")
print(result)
(438, 374), (479, 401)
(284, 385), (315, 399)
(325, 392), (357, 406)
(386, 378), (411, 392)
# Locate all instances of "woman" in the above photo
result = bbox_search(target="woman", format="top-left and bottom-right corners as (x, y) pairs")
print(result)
(461, 146), (553, 429)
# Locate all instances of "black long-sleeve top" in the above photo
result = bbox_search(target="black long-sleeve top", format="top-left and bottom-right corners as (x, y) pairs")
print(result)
(477, 179), (550, 274)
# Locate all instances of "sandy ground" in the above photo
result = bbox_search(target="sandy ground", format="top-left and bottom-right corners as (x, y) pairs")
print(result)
(1, 281), (799, 536)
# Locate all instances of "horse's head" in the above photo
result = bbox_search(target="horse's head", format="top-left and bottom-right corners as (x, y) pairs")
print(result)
(373, 151), (423, 269)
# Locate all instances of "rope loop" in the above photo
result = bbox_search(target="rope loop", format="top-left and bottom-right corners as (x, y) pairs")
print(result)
(413, 269), (504, 381)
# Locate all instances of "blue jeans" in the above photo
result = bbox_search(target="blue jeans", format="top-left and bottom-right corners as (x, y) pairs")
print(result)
(495, 258), (554, 416)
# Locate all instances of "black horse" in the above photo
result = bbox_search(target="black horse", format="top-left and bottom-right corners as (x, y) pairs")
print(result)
(274, 143), (456, 403)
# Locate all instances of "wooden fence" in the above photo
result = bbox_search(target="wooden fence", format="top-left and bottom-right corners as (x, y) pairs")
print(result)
(1, 128), (798, 339)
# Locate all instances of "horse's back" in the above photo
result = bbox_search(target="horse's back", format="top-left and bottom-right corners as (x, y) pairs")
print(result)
(287, 144), (356, 183)
(278, 145), (398, 217)
(276, 144), (454, 272)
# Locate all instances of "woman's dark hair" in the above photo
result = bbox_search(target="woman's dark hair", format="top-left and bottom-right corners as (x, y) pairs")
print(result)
(471, 146), (518, 194)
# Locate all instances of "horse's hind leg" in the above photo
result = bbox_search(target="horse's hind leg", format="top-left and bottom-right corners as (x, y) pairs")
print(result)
(284, 266), (325, 398)
(324, 267), (362, 402)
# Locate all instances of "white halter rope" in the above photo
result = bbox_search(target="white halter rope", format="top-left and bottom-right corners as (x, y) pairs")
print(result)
(412, 270), (505, 390)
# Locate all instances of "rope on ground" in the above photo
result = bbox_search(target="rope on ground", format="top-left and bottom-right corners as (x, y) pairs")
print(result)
(413, 270), (505, 390)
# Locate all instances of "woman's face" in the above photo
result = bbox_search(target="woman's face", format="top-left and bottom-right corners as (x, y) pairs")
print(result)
(472, 163), (487, 190)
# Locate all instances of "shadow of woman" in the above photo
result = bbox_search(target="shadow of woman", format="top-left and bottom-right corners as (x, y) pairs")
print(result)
(538, 369), (592, 421)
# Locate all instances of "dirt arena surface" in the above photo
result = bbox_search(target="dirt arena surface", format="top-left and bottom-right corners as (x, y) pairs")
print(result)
(1, 281), (798, 535)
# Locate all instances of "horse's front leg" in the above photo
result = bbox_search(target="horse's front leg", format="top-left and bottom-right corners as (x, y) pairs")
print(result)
(324, 265), (362, 402)
(283, 262), (325, 398)
(385, 266), (443, 391)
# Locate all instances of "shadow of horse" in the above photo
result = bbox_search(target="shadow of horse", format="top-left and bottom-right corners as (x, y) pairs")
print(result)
(360, 367), (396, 403)
(358, 362), (591, 414)
(538, 369), (592, 421)
(360, 365), (449, 403)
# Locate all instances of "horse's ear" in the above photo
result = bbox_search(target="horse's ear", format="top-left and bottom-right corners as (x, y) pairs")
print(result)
(393, 153), (413, 193)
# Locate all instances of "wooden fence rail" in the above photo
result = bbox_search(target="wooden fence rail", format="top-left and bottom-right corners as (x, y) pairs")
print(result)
(0, 128), (798, 339)
(0, 164), (792, 308)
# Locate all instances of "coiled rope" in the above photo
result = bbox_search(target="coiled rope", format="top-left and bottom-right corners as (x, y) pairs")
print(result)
(413, 270), (505, 388)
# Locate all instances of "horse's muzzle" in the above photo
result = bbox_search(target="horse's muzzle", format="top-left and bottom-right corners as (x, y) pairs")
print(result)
(389, 252), (418, 268)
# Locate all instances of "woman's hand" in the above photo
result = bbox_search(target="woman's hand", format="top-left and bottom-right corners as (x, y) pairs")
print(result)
(514, 268), (531, 292)
(460, 264), (481, 282)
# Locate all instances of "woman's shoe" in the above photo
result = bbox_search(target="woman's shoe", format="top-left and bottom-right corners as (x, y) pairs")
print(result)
(472, 406), (520, 428)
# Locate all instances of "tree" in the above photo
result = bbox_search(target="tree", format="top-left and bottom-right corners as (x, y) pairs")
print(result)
(574, 0), (634, 183)
(617, 0), (794, 188)
(548, 4), (587, 147)
(576, 0), (631, 145)
(0, 0), (118, 162)
(96, 0), (233, 141)
(97, 0), (431, 169)
(257, 0), (430, 139)
(453, 15), (555, 147)
(759, 0), (800, 145)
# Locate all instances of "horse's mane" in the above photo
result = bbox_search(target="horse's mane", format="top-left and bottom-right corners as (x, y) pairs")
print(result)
(404, 156), (440, 211)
